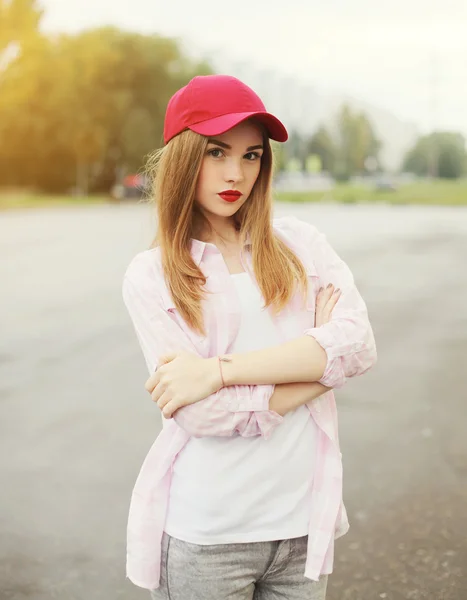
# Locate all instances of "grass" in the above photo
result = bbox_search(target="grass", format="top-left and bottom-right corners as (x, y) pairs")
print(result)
(276, 180), (467, 206)
(0, 193), (112, 210)
(1, 180), (466, 210)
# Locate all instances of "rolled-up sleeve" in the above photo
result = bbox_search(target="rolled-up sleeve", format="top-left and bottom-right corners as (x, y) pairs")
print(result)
(298, 220), (377, 389)
(122, 253), (282, 438)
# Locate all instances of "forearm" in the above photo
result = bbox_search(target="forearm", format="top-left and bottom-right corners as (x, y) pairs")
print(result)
(269, 380), (331, 417)
(221, 335), (328, 386)
(173, 382), (281, 439)
(174, 380), (330, 439)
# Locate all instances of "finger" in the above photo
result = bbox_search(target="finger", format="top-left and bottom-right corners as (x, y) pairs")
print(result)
(157, 388), (173, 411)
(322, 289), (341, 321)
(323, 283), (335, 301)
(326, 288), (341, 309)
(316, 287), (329, 311)
(159, 352), (178, 365)
(151, 382), (166, 404)
(145, 371), (160, 393)
(157, 390), (172, 412)
(316, 287), (325, 309)
(315, 288), (326, 327)
(315, 285), (339, 327)
(316, 284), (335, 315)
(318, 283), (334, 305)
(161, 398), (182, 419)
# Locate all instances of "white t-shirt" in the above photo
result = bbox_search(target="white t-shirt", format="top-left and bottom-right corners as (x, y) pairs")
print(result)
(164, 272), (319, 544)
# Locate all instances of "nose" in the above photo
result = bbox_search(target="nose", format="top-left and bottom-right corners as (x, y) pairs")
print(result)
(224, 158), (244, 185)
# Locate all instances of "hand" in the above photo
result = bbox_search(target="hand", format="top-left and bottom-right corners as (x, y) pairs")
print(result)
(315, 283), (341, 327)
(144, 352), (222, 418)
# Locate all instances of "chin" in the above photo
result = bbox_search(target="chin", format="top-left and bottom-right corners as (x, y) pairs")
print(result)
(204, 201), (242, 217)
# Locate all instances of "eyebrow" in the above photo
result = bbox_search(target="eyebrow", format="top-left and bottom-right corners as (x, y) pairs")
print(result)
(207, 139), (264, 152)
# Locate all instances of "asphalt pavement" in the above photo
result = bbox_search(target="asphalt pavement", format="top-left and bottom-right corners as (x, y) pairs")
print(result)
(1, 201), (466, 600)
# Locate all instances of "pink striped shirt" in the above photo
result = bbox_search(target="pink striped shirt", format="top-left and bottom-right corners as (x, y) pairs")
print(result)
(122, 215), (377, 590)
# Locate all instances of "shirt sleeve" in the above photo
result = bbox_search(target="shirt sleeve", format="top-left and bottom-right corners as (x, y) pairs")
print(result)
(121, 256), (282, 439)
(296, 219), (377, 389)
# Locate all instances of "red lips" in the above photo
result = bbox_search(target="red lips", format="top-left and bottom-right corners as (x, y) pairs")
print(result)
(218, 190), (243, 203)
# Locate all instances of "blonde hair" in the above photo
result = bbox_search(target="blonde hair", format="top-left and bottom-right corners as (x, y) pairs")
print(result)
(146, 125), (308, 335)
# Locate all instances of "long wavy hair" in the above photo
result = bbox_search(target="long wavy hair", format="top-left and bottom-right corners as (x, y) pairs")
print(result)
(146, 123), (308, 336)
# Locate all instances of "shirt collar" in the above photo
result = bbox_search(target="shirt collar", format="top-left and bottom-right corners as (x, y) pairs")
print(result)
(190, 233), (252, 266)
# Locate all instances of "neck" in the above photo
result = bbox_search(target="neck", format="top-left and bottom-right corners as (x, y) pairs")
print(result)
(196, 214), (240, 245)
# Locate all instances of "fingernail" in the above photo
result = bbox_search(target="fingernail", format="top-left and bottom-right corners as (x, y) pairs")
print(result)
(327, 283), (333, 289)
(319, 287), (324, 292)
(334, 288), (341, 294)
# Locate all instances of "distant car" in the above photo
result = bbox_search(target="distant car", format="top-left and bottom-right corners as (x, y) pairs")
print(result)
(121, 174), (148, 199)
(375, 178), (397, 192)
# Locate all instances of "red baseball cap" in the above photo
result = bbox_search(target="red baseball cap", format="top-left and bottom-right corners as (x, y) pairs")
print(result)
(163, 75), (288, 144)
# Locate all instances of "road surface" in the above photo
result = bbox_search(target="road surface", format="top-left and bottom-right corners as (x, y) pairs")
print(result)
(1, 201), (466, 600)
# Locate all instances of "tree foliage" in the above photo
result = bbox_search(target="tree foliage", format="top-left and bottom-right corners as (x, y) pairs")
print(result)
(282, 105), (381, 179)
(403, 132), (467, 179)
(0, 0), (43, 50)
(333, 105), (381, 180)
(307, 126), (336, 173)
(0, 11), (211, 192)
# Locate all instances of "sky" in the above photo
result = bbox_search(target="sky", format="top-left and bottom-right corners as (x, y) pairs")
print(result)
(40, 0), (467, 136)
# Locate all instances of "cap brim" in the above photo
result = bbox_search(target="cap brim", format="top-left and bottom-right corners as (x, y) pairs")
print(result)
(189, 111), (288, 142)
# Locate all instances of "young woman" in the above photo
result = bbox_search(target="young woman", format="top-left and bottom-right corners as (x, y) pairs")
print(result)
(122, 74), (377, 600)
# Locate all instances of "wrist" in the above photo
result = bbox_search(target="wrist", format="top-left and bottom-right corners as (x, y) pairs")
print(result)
(218, 354), (235, 386)
(207, 356), (223, 393)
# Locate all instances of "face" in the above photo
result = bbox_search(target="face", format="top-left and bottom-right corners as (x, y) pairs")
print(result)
(195, 120), (264, 224)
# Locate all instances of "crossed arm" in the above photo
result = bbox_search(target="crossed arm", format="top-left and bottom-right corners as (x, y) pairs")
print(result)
(123, 224), (377, 439)
(123, 272), (329, 439)
(149, 286), (339, 420)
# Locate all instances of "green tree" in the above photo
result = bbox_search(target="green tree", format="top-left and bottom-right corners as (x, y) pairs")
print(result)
(334, 105), (381, 181)
(0, 26), (211, 192)
(403, 132), (467, 179)
(0, 34), (54, 186)
(271, 140), (286, 172)
(305, 107), (380, 180)
(284, 131), (308, 171)
(307, 126), (336, 173)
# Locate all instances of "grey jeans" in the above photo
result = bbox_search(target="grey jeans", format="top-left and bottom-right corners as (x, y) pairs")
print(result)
(149, 533), (328, 600)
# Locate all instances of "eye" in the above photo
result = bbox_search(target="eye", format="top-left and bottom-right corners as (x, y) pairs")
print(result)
(244, 152), (261, 161)
(207, 148), (224, 158)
